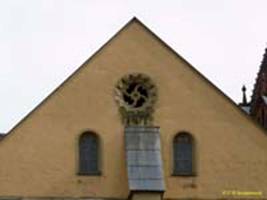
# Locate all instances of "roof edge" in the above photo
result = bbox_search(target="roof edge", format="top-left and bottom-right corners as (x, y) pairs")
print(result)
(4, 16), (138, 136)
(4, 16), (264, 137)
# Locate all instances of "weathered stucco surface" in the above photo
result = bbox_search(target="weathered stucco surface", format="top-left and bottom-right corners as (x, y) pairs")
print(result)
(0, 18), (267, 199)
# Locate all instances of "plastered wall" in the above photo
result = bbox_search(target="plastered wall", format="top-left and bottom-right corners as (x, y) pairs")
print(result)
(0, 19), (267, 199)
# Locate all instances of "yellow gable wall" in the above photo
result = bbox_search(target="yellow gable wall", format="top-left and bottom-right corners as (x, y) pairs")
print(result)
(1, 19), (267, 199)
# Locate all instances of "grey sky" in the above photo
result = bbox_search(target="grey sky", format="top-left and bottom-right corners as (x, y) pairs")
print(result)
(1, 0), (267, 133)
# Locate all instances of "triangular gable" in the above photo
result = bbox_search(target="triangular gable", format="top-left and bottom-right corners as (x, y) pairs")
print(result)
(1, 17), (267, 199)
(4, 17), (261, 137)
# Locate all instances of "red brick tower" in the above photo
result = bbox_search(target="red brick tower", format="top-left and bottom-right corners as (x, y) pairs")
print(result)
(250, 48), (267, 128)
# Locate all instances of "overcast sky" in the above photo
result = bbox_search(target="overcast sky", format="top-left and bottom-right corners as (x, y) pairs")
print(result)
(1, 0), (267, 133)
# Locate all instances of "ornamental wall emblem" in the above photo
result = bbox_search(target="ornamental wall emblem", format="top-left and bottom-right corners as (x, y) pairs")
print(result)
(115, 73), (157, 126)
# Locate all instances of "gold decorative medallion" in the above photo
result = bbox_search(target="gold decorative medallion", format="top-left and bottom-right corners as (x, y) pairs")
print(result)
(115, 73), (157, 125)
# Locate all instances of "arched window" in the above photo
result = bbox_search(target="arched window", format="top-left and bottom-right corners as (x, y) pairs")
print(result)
(79, 132), (100, 175)
(173, 132), (194, 176)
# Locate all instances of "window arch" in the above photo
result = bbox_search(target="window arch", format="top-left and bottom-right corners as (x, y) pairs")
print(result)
(79, 131), (100, 175)
(173, 132), (194, 176)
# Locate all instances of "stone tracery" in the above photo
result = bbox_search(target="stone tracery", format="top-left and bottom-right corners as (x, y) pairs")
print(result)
(115, 73), (157, 125)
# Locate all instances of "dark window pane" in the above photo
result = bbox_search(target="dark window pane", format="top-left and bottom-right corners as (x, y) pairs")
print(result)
(173, 133), (193, 175)
(79, 132), (99, 174)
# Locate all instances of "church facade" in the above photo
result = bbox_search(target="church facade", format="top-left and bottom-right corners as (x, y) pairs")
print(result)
(1, 18), (267, 200)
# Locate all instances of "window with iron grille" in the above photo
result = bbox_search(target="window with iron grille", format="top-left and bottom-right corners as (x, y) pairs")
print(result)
(173, 132), (194, 176)
(79, 132), (100, 175)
